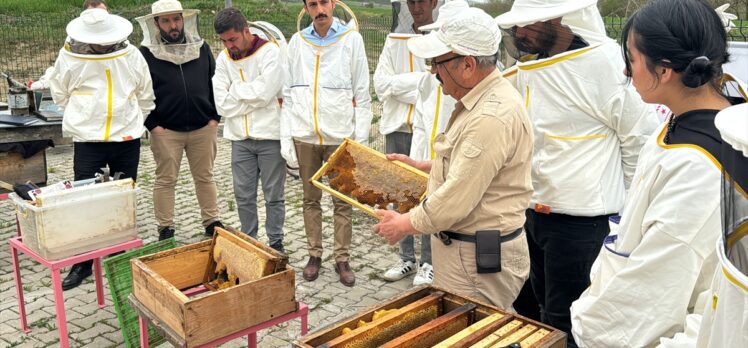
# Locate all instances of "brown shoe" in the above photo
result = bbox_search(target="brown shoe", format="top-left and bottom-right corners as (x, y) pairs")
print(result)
(303, 256), (322, 281)
(335, 261), (355, 287)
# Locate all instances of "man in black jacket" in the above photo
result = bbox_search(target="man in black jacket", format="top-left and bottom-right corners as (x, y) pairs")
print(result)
(136, 0), (223, 240)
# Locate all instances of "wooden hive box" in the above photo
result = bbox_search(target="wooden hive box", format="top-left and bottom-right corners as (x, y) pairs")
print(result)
(311, 138), (429, 218)
(294, 286), (566, 348)
(131, 228), (296, 347)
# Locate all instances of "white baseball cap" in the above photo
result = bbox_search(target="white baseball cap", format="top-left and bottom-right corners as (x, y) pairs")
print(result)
(66, 9), (133, 45)
(495, 0), (598, 28)
(419, 0), (470, 31)
(408, 8), (500, 59)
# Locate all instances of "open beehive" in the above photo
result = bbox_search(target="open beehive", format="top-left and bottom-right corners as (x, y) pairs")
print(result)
(295, 286), (565, 348)
(311, 138), (429, 218)
(130, 228), (296, 347)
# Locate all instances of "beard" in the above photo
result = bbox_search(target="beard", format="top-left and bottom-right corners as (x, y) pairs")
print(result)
(159, 27), (185, 44)
(514, 22), (557, 56)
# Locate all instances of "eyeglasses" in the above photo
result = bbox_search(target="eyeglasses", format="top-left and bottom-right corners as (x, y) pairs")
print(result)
(429, 55), (464, 68)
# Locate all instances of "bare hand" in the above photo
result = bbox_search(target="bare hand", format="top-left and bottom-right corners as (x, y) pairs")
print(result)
(151, 126), (166, 134)
(208, 119), (219, 127)
(386, 153), (430, 172)
(373, 209), (413, 245)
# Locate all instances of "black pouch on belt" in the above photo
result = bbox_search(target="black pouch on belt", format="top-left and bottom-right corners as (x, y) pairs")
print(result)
(475, 230), (501, 274)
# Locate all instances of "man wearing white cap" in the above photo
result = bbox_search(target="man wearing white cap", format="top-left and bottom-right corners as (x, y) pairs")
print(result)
(374, 0), (441, 286)
(49, 8), (155, 290)
(136, 0), (223, 241)
(280, 0), (371, 287)
(374, 9), (533, 309)
(495, 0), (659, 344)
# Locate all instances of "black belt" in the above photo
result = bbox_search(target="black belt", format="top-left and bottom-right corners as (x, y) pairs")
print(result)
(438, 228), (523, 246)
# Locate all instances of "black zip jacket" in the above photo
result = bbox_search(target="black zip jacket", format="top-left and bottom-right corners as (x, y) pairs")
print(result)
(140, 42), (220, 132)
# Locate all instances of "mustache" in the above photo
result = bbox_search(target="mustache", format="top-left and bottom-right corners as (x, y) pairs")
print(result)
(315, 13), (328, 20)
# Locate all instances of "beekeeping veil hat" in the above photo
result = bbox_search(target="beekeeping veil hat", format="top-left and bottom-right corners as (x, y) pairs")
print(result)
(408, 8), (500, 59)
(389, 0), (444, 34)
(297, 0), (359, 33)
(249, 21), (287, 49)
(136, 0), (203, 65)
(67, 8), (132, 45)
(495, 0), (611, 61)
(715, 102), (748, 276)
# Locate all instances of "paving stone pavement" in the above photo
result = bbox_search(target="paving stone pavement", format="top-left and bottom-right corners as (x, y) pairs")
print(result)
(0, 125), (427, 347)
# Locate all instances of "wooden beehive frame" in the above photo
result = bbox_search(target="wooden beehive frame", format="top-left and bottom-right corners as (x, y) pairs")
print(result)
(310, 138), (429, 219)
(294, 286), (566, 348)
(131, 228), (296, 348)
(202, 228), (285, 287)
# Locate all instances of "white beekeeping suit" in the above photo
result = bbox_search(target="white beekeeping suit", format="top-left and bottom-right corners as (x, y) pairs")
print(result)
(373, 0), (444, 139)
(696, 102), (748, 348)
(50, 9), (155, 142)
(570, 77), (747, 347)
(280, 2), (371, 167)
(410, 73), (454, 161)
(212, 22), (285, 142)
(406, 1), (468, 162)
(496, 0), (659, 217)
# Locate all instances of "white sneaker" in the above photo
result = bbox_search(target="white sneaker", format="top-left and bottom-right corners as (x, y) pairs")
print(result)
(413, 263), (434, 286)
(382, 260), (416, 281)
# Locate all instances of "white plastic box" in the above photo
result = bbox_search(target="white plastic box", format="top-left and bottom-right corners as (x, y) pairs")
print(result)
(10, 178), (138, 260)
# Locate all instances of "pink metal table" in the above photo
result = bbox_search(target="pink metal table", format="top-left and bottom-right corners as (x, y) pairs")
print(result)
(131, 291), (308, 348)
(9, 236), (143, 348)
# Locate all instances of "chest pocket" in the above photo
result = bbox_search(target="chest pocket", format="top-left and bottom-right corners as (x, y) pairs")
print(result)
(432, 133), (453, 183)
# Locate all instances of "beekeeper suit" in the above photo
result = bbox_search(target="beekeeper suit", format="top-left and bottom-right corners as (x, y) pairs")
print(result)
(410, 73), (454, 162)
(212, 10), (287, 252)
(50, 9), (154, 143)
(408, 0), (463, 163)
(570, 78), (747, 347)
(373, 0), (439, 144)
(495, 0), (659, 344)
(696, 102), (748, 347)
(374, 0), (444, 286)
(281, 0), (371, 287)
(48, 8), (154, 291)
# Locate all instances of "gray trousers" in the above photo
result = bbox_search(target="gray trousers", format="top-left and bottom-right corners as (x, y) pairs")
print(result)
(386, 132), (432, 264)
(231, 139), (286, 246)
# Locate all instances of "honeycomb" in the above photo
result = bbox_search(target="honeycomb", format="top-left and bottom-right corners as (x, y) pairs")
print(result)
(326, 143), (427, 214)
(207, 236), (269, 291)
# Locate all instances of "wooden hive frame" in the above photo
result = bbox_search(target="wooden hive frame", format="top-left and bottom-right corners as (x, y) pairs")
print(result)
(294, 286), (566, 348)
(131, 228), (296, 348)
(310, 138), (429, 219)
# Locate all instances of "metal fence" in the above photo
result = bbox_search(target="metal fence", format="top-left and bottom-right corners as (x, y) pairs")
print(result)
(1, 10), (747, 103)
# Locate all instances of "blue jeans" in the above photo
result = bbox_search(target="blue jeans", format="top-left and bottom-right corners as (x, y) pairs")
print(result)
(231, 139), (286, 247)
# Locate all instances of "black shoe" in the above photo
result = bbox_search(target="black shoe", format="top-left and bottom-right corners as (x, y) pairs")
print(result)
(204, 221), (224, 237)
(158, 226), (175, 241)
(269, 241), (286, 254)
(61, 263), (93, 291)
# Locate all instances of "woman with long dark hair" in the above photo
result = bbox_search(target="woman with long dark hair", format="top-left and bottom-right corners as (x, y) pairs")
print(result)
(570, 0), (746, 346)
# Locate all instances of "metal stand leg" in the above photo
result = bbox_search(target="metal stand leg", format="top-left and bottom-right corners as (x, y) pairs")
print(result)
(51, 269), (70, 348)
(94, 258), (105, 308)
(301, 311), (308, 335)
(248, 332), (257, 348)
(10, 243), (29, 333)
(139, 316), (149, 348)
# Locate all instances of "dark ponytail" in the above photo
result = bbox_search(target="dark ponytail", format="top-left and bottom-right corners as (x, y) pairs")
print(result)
(622, 0), (729, 90)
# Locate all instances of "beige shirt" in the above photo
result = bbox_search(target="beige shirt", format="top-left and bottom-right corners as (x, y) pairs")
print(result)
(410, 69), (534, 235)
